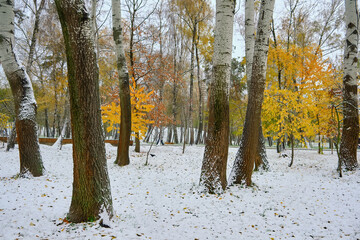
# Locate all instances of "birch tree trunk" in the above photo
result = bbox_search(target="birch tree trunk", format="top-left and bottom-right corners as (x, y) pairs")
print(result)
(54, 0), (113, 222)
(245, 0), (255, 87)
(26, 0), (46, 73)
(0, 0), (44, 177)
(195, 33), (204, 145)
(6, 122), (16, 151)
(189, 24), (197, 146)
(229, 0), (275, 186)
(112, 0), (131, 166)
(339, 0), (359, 170)
(245, 0), (269, 171)
(199, 0), (235, 194)
(171, 15), (179, 144)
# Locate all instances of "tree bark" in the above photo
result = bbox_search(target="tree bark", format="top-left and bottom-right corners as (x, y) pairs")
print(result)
(339, 0), (359, 171)
(229, 0), (275, 186)
(112, 0), (131, 166)
(26, 0), (46, 73)
(171, 15), (179, 144)
(200, 0), (235, 194)
(245, 0), (269, 171)
(55, 0), (113, 222)
(195, 33), (204, 145)
(188, 24), (197, 146)
(6, 122), (16, 151)
(0, 0), (44, 177)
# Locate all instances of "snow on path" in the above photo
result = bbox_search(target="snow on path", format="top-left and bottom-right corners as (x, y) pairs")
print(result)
(0, 144), (359, 239)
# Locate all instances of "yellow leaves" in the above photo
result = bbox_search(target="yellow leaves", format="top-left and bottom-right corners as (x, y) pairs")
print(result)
(263, 41), (341, 142)
(0, 99), (11, 128)
(101, 81), (154, 140)
(102, 102), (121, 132)
(0, 113), (10, 129)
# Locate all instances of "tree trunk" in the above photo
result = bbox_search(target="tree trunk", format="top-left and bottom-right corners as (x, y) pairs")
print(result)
(144, 125), (153, 143)
(200, 0), (235, 194)
(189, 24), (197, 146)
(173, 125), (179, 144)
(195, 39), (203, 145)
(26, 0), (46, 73)
(340, 0), (359, 171)
(171, 16), (179, 145)
(55, 0), (113, 222)
(245, 0), (269, 171)
(229, 0), (275, 186)
(135, 133), (140, 152)
(44, 108), (50, 137)
(6, 122), (16, 151)
(166, 126), (172, 143)
(112, 0), (131, 166)
(53, 118), (69, 150)
(267, 137), (272, 147)
(254, 127), (269, 171)
(288, 133), (295, 167)
(0, 0), (44, 177)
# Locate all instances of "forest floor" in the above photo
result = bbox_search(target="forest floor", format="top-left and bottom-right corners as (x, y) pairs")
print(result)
(0, 143), (359, 239)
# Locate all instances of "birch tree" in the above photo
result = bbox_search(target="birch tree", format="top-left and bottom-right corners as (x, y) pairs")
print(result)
(26, 0), (46, 73)
(339, 0), (359, 170)
(229, 0), (275, 186)
(199, 0), (235, 194)
(0, 0), (44, 177)
(112, 0), (132, 166)
(244, 0), (269, 171)
(54, 0), (113, 222)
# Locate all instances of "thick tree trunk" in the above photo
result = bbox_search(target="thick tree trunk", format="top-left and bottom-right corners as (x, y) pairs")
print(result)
(200, 0), (235, 194)
(245, 0), (269, 171)
(55, 0), (113, 222)
(340, 0), (359, 171)
(0, 0), (44, 177)
(254, 127), (269, 171)
(229, 0), (275, 186)
(112, 0), (131, 166)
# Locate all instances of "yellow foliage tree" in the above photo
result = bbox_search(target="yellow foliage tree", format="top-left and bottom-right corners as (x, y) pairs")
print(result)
(263, 41), (341, 154)
(0, 99), (10, 130)
(101, 81), (154, 140)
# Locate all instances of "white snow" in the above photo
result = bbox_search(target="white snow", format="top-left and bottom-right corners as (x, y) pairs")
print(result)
(0, 144), (359, 239)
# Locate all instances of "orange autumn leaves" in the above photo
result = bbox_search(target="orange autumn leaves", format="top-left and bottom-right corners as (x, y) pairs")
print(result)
(101, 80), (154, 140)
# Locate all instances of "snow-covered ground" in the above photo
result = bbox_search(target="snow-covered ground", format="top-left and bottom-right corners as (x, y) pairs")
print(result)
(0, 143), (359, 239)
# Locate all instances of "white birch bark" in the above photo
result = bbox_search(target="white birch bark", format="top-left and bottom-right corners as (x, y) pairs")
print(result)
(0, 0), (43, 176)
(112, 0), (129, 90)
(343, 0), (358, 95)
(245, 0), (255, 84)
(200, 0), (235, 194)
(245, 0), (269, 171)
(339, 0), (359, 170)
(112, 0), (132, 166)
(228, 0), (275, 186)
(53, 118), (69, 150)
